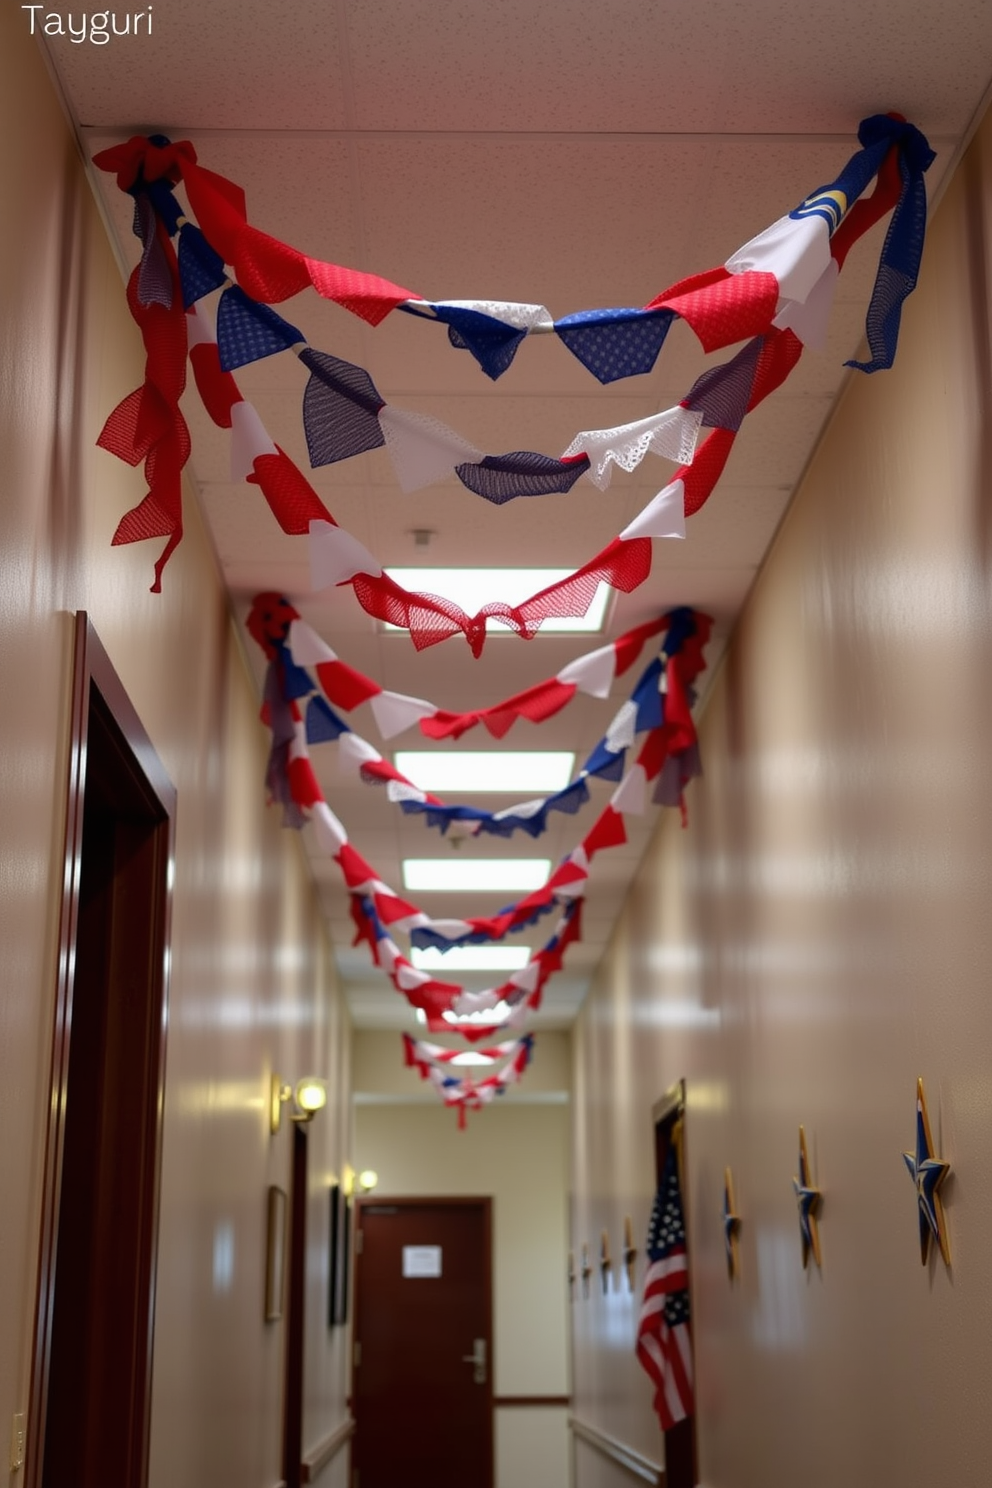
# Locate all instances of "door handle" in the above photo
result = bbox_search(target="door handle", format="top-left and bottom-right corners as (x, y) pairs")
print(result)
(461, 1337), (487, 1384)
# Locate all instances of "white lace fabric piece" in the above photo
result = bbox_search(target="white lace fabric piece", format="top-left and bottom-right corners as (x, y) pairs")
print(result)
(379, 405), (484, 494)
(431, 299), (555, 332)
(385, 780), (427, 805)
(561, 405), (703, 490)
(492, 797), (548, 822)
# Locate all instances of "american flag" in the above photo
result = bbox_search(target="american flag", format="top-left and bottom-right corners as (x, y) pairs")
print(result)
(635, 1142), (694, 1431)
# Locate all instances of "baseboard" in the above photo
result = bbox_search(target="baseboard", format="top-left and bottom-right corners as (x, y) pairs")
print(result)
(301, 1417), (356, 1483)
(569, 1415), (664, 1485)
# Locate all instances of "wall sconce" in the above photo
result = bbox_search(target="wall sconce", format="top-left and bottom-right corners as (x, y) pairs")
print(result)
(270, 1074), (327, 1134)
(357, 1169), (379, 1194)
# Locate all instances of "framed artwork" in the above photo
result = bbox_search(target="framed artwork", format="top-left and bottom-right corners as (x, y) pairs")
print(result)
(265, 1185), (287, 1322)
(328, 1183), (352, 1326)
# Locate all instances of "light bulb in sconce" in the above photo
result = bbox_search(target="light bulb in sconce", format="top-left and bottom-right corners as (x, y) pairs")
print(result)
(357, 1169), (379, 1194)
(270, 1073), (328, 1134)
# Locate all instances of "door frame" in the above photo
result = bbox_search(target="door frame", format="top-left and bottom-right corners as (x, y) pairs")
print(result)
(26, 612), (176, 1488)
(353, 1195), (494, 1488)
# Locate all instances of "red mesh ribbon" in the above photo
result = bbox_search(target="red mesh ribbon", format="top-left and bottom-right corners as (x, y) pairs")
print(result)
(97, 223), (189, 591)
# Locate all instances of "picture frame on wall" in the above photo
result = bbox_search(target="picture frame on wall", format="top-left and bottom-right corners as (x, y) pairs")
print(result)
(264, 1185), (287, 1322)
(328, 1182), (352, 1327)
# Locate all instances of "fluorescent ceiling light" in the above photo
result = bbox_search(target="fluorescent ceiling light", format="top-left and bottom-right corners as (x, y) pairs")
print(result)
(395, 751), (575, 794)
(383, 569), (608, 633)
(402, 859), (551, 893)
(410, 945), (532, 973)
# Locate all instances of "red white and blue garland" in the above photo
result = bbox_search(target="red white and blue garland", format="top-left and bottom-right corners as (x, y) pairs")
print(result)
(92, 118), (934, 1112)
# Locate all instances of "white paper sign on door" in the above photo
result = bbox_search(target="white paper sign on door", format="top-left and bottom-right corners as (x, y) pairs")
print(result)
(402, 1245), (442, 1278)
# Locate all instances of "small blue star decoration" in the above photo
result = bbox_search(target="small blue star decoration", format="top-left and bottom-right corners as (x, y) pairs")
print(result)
(793, 1125), (822, 1269)
(902, 1076), (951, 1266)
(722, 1167), (741, 1280)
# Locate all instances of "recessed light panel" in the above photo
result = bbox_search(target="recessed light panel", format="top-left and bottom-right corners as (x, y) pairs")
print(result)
(384, 569), (608, 633)
(402, 859), (551, 892)
(410, 945), (532, 973)
(395, 752), (575, 794)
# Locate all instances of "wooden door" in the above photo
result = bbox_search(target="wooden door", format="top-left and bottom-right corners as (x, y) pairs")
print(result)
(353, 1198), (493, 1488)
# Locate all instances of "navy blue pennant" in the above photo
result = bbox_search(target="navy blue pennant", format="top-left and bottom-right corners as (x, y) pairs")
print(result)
(216, 286), (303, 371)
(682, 336), (763, 432)
(178, 223), (227, 308)
(305, 695), (350, 745)
(555, 307), (675, 383)
(300, 348), (386, 468)
(455, 451), (589, 504)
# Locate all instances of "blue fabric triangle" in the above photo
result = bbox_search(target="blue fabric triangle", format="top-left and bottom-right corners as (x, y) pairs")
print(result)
(216, 286), (303, 371)
(300, 348), (385, 468)
(178, 223), (227, 308)
(682, 336), (763, 432)
(455, 452), (589, 504)
(431, 305), (528, 380)
(582, 739), (626, 782)
(275, 644), (313, 703)
(305, 695), (350, 744)
(555, 307), (675, 383)
(632, 658), (664, 733)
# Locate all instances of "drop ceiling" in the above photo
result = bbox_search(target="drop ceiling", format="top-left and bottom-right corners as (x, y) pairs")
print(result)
(39, 0), (992, 1030)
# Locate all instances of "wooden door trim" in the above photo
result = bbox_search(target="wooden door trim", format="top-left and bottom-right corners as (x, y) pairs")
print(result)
(26, 613), (176, 1488)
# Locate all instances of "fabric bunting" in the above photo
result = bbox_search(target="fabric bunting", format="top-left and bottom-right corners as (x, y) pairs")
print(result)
(402, 1033), (535, 1127)
(355, 896), (582, 1039)
(95, 115), (933, 383)
(248, 592), (709, 837)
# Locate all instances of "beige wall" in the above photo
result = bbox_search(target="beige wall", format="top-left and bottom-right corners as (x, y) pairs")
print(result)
(354, 1029), (572, 1488)
(571, 113), (992, 1488)
(0, 12), (350, 1487)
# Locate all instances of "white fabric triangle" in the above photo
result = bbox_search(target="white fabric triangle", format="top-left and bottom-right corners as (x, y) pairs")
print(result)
(605, 699), (637, 754)
(309, 519), (382, 588)
(396, 962), (432, 992)
(431, 299), (554, 332)
(385, 781), (427, 805)
(288, 619), (338, 667)
(619, 479), (686, 541)
(379, 405), (484, 494)
(425, 918), (473, 940)
(230, 401), (279, 481)
(725, 213), (832, 306)
(772, 257), (839, 351)
(492, 797), (547, 822)
(561, 405), (702, 490)
(369, 689), (437, 739)
(185, 301), (215, 348)
(557, 643), (616, 698)
(508, 962), (541, 994)
(337, 732), (383, 777)
(610, 763), (648, 817)
(453, 988), (503, 1015)
(310, 800), (348, 853)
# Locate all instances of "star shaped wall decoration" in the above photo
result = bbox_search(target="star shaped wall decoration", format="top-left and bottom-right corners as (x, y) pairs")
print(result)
(903, 1077), (951, 1266)
(793, 1125), (822, 1269)
(722, 1167), (741, 1280)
